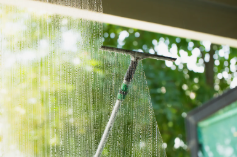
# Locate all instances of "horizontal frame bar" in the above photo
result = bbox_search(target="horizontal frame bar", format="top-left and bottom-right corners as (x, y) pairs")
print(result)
(1, 0), (237, 48)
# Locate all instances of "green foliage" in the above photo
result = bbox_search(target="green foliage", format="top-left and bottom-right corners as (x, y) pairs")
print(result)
(1, 4), (236, 157)
(103, 23), (237, 157)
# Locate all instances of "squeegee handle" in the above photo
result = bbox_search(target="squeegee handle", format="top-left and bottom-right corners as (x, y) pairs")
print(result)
(94, 59), (139, 157)
(124, 59), (138, 83)
(118, 59), (138, 100)
(94, 100), (122, 157)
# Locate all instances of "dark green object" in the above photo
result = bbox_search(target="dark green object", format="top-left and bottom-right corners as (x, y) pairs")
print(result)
(117, 83), (129, 100)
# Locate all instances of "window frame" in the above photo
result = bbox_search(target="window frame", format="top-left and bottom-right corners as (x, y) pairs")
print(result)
(185, 87), (237, 157)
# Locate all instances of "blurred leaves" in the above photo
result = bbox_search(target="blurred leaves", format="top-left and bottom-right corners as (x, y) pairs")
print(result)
(1, 3), (236, 156)
(103, 23), (237, 157)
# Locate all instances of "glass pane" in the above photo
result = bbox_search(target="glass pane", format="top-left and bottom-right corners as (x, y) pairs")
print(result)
(198, 101), (237, 157)
(0, 1), (165, 157)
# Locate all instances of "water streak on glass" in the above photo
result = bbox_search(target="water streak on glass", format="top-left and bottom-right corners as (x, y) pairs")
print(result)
(0, 0), (166, 156)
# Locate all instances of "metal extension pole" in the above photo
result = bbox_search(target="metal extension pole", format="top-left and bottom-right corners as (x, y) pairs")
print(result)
(94, 58), (139, 157)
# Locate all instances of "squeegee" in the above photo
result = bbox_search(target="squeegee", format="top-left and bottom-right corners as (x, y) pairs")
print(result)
(94, 46), (177, 157)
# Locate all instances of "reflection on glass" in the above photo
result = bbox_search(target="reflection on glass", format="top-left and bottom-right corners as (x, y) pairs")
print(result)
(198, 101), (237, 157)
